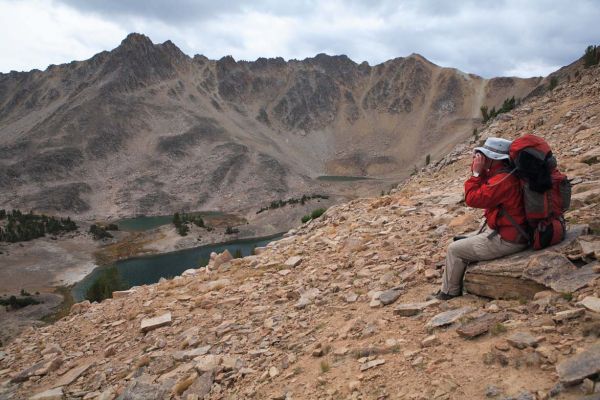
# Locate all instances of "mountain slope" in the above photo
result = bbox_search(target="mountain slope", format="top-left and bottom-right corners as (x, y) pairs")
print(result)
(1, 48), (599, 399)
(0, 33), (541, 218)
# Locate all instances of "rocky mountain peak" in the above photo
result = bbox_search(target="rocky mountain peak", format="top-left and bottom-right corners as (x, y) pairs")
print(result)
(118, 32), (154, 50)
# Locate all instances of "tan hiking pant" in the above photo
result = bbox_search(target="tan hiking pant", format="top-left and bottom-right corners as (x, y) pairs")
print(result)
(441, 229), (527, 296)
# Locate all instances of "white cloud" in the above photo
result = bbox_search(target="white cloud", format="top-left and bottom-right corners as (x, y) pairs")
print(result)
(0, 0), (599, 77)
(0, 0), (126, 72)
(504, 62), (560, 79)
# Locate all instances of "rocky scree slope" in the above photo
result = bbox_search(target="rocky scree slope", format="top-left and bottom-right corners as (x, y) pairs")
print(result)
(1, 53), (599, 400)
(0, 33), (540, 218)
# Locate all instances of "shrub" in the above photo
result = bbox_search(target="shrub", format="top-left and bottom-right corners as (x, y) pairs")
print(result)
(319, 360), (330, 373)
(548, 77), (558, 91)
(480, 105), (489, 122)
(425, 154), (431, 166)
(561, 292), (573, 301)
(177, 224), (189, 236)
(490, 322), (507, 336)
(301, 215), (311, 223)
(192, 216), (205, 228)
(584, 45), (600, 68)
(310, 208), (326, 219)
(225, 226), (239, 234)
(89, 224), (113, 240)
(85, 266), (124, 303)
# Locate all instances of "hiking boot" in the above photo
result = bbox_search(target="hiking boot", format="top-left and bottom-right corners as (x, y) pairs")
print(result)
(434, 291), (461, 301)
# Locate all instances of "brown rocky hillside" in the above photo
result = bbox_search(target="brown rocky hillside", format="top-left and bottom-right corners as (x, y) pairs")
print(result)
(0, 33), (540, 219)
(1, 53), (599, 400)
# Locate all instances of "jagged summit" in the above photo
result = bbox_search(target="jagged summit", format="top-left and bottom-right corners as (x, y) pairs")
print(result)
(119, 32), (155, 48)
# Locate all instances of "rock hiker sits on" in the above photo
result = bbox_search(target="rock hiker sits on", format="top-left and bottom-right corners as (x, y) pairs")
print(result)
(435, 137), (528, 300)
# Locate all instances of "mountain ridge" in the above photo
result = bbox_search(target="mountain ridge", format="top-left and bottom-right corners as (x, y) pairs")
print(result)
(0, 33), (544, 220)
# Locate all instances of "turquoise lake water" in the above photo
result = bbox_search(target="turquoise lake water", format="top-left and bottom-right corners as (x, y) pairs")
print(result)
(71, 233), (283, 301)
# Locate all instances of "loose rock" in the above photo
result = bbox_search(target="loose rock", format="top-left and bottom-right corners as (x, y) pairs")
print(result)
(140, 312), (172, 333)
(556, 343), (600, 385)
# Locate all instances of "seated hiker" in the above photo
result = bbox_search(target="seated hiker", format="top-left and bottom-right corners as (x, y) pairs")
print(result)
(436, 137), (528, 300)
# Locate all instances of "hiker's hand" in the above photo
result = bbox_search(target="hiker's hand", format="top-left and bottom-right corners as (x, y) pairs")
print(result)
(472, 153), (485, 174)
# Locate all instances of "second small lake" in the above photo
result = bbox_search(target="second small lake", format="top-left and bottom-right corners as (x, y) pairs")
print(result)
(316, 175), (374, 181)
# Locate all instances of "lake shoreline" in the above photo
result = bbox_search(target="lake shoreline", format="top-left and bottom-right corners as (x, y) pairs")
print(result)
(71, 231), (285, 301)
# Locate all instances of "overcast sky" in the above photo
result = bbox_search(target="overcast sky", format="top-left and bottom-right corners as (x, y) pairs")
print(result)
(0, 0), (598, 77)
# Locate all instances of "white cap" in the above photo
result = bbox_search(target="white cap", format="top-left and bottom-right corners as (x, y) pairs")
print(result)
(473, 137), (512, 160)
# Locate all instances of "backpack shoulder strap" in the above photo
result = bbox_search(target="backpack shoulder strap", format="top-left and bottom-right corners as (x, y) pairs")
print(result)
(498, 206), (531, 245)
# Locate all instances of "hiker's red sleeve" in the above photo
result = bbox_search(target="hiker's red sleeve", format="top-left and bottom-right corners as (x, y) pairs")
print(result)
(464, 174), (511, 209)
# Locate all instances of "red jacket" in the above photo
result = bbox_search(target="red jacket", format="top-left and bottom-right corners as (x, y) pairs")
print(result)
(464, 163), (527, 243)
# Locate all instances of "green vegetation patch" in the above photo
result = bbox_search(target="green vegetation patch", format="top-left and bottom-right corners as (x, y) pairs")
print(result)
(0, 295), (41, 310)
(225, 226), (240, 235)
(584, 45), (600, 68)
(480, 96), (518, 123)
(301, 207), (328, 224)
(257, 194), (329, 214)
(0, 209), (77, 243)
(173, 212), (210, 236)
(89, 224), (115, 240)
(85, 266), (125, 303)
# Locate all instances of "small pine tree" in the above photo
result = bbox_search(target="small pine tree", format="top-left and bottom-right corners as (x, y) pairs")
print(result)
(583, 45), (600, 68)
(425, 154), (431, 166)
(480, 106), (489, 122)
(177, 224), (189, 236)
(549, 77), (558, 91)
(85, 266), (124, 303)
(225, 226), (239, 234)
(311, 208), (326, 219)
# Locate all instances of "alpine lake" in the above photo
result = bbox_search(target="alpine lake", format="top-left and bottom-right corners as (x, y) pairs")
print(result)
(72, 213), (283, 301)
(316, 175), (374, 182)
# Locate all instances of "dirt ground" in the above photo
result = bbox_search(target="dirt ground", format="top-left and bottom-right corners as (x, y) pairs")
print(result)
(0, 233), (98, 295)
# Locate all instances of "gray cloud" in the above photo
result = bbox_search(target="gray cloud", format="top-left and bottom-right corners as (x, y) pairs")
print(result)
(3, 0), (600, 77)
